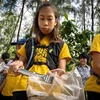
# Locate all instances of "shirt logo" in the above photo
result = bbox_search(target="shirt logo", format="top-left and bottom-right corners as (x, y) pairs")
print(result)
(49, 49), (53, 53)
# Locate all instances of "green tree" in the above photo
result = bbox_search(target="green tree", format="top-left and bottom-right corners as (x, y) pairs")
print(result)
(60, 13), (94, 70)
(0, 11), (18, 53)
(0, 0), (99, 63)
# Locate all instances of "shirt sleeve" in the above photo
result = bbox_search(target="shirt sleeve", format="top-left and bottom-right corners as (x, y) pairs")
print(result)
(90, 34), (100, 53)
(59, 42), (72, 62)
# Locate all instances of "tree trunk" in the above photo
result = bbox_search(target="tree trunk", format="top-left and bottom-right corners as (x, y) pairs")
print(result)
(17, 0), (26, 41)
(82, 0), (86, 30)
(91, 0), (94, 31)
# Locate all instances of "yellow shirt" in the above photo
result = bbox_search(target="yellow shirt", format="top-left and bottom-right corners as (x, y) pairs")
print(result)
(1, 69), (21, 96)
(13, 37), (72, 92)
(84, 34), (100, 93)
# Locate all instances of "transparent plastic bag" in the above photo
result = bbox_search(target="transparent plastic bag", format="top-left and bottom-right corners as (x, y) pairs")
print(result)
(27, 68), (85, 100)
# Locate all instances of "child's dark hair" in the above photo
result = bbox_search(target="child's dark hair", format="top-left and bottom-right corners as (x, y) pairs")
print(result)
(79, 52), (90, 64)
(1, 52), (10, 64)
(33, 2), (62, 44)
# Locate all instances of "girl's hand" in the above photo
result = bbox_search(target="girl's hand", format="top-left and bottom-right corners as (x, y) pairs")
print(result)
(3, 69), (8, 75)
(48, 68), (65, 76)
(9, 60), (24, 74)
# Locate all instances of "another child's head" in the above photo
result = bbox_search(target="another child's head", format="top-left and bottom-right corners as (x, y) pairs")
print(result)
(79, 52), (89, 66)
(33, 2), (62, 43)
(1, 52), (10, 64)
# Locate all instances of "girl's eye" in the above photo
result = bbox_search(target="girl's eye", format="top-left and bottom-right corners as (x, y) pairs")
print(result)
(48, 19), (52, 21)
(40, 18), (44, 20)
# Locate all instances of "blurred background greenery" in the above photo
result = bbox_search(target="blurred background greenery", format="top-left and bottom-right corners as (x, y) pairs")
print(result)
(0, 0), (100, 71)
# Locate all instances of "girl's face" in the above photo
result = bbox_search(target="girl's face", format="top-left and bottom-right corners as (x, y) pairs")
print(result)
(38, 7), (57, 35)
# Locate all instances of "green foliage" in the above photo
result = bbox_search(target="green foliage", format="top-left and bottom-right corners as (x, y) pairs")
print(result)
(0, 11), (18, 53)
(3, 0), (17, 10)
(0, 0), (3, 6)
(60, 13), (94, 71)
(60, 13), (78, 37)
(0, 0), (98, 71)
(64, 13), (68, 20)
(25, 34), (32, 39)
(8, 46), (16, 59)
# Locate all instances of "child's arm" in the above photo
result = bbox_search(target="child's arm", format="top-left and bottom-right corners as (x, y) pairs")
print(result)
(50, 58), (66, 76)
(9, 56), (27, 74)
(0, 79), (6, 92)
(58, 58), (66, 70)
(92, 52), (100, 75)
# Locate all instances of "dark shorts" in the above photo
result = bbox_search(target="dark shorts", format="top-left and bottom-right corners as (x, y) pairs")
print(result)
(11, 91), (28, 100)
(0, 93), (12, 100)
(87, 91), (100, 100)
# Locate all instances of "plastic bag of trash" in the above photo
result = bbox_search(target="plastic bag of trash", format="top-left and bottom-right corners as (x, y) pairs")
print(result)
(27, 68), (85, 100)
